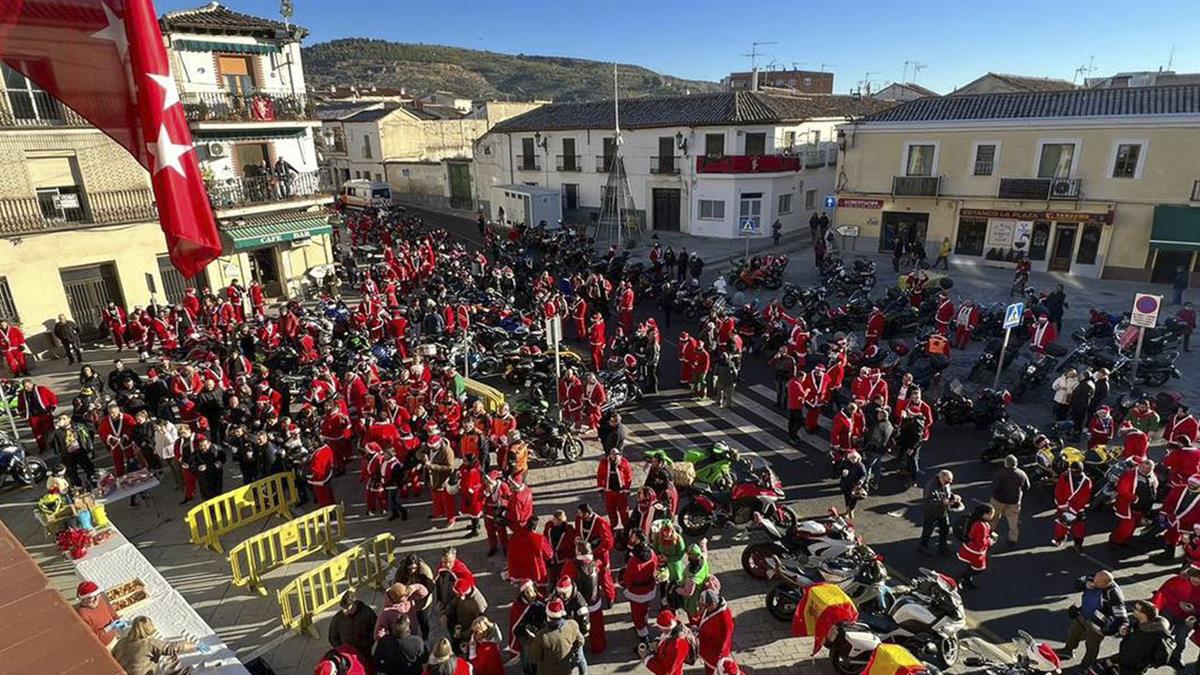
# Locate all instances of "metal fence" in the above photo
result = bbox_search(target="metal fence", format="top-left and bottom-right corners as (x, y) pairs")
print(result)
(182, 90), (312, 122)
(0, 188), (157, 234)
(207, 170), (330, 209)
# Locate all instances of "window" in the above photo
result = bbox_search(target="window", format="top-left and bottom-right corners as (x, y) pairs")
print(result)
(217, 54), (256, 96)
(331, 127), (346, 153)
(28, 155), (85, 222)
(1037, 142), (1076, 178)
(704, 133), (725, 156)
(778, 193), (793, 214)
(1029, 221), (1051, 260)
(783, 131), (796, 148)
(805, 189), (816, 210)
(0, 277), (18, 322)
(905, 143), (936, 176)
(3, 65), (63, 124)
(1076, 224), (1102, 265)
(362, 134), (373, 159)
(521, 137), (537, 170)
(563, 184), (579, 210)
(561, 138), (577, 170)
(601, 137), (616, 171)
(374, 173), (382, 182)
(1111, 142), (1143, 179)
(811, 130), (821, 144)
(803, 77), (813, 87)
(698, 199), (725, 220)
(954, 217), (988, 256)
(739, 193), (762, 229)
(744, 132), (766, 156)
(973, 144), (997, 176)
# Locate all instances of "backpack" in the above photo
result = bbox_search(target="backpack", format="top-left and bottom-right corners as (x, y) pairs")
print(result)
(681, 628), (700, 666)
(953, 514), (972, 542)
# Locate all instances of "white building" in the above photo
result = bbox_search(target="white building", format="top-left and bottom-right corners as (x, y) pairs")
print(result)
(872, 82), (940, 102)
(475, 91), (892, 238)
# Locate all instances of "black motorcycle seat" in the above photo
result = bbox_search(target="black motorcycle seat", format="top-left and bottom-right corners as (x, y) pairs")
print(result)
(859, 613), (899, 633)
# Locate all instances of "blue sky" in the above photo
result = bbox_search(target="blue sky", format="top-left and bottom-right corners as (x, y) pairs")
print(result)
(159, 0), (1200, 94)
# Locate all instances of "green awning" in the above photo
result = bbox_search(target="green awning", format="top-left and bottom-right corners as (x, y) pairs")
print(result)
(1150, 205), (1200, 251)
(174, 39), (280, 54)
(192, 128), (308, 141)
(221, 217), (331, 251)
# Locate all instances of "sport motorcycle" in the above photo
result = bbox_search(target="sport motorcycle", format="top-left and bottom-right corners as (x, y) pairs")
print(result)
(741, 507), (858, 580)
(962, 630), (1062, 674)
(763, 544), (892, 621)
(677, 455), (796, 537)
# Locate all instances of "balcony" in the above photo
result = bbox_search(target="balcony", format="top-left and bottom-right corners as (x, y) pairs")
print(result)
(0, 188), (156, 235)
(596, 155), (614, 173)
(182, 90), (313, 123)
(998, 177), (1082, 200)
(0, 90), (90, 128)
(206, 170), (331, 211)
(556, 154), (582, 172)
(695, 154), (801, 174)
(517, 157), (541, 172)
(803, 149), (826, 169)
(650, 156), (680, 175)
(892, 175), (943, 197)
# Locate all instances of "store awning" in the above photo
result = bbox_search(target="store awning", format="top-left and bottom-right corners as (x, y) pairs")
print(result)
(1150, 205), (1200, 251)
(174, 39), (280, 54)
(221, 216), (331, 251)
(192, 128), (308, 142)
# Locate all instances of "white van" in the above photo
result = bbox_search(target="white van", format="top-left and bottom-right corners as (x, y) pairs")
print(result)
(337, 179), (393, 210)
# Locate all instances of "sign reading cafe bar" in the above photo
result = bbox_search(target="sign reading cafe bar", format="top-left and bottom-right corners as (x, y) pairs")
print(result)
(960, 208), (1115, 224)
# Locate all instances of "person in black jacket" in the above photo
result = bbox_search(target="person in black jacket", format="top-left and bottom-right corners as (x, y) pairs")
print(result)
(53, 314), (83, 364)
(1070, 373), (1096, 435)
(374, 615), (427, 675)
(689, 252), (704, 281)
(329, 590), (378, 662)
(1057, 571), (1129, 667)
(676, 247), (689, 283)
(141, 368), (173, 421)
(193, 436), (227, 499)
(49, 414), (95, 489)
(107, 359), (140, 394)
(1107, 601), (1173, 675)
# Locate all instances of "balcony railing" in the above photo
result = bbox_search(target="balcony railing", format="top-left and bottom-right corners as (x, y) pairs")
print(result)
(892, 175), (943, 197)
(650, 156), (680, 175)
(0, 90), (90, 127)
(803, 149), (826, 168)
(517, 157), (541, 172)
(182, 90), (313, 123)
(696, 154), (801, 174)
(556, 154), (581, 172)
(207, 170), (331, 210)
(596, 155), (615, 173)
(998, 177), (1082, 200)
(0, 188), (156, 234)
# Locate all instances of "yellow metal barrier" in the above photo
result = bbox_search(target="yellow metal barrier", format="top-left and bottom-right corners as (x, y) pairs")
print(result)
(185, 472), (299, 554)
(464, 377), (506, 413)
(277, 533), (396, 637)
(228, 505), (346, 596)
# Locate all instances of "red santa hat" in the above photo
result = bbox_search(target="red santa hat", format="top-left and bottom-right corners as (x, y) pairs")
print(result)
(364, 442), (383, 455)
(1188, 474), (1200, 490)
(656, 609), (677, 630)
(147, 368), (158, 378)
(453, 577), (473, 596)
(556, 576), (574, 592)
(77, 581), (101, 599)
(546, 597), (566, 620)
(518, 579), (536, 594)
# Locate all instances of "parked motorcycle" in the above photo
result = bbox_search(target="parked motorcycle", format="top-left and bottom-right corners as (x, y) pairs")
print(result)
(1032, 443), (1116, 486)
(764, 544), (892, 621)
(968, 337), (1021, 383)
(741, 507), (858, 579)
(0, 431), (48, 486)
(936, 381), (1011, 429)
(962, 630), (1062, 674)
(518, 400), (585, 464)
(678, 442), (741, 488)
(678, 455), (796, 537)
(598, 367), (644, 411)
(1012, 343), (1068, 400)
(982, 419), (1074, 463)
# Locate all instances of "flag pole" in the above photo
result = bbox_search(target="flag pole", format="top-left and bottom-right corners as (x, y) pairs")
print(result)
(614, 63), (621, 251)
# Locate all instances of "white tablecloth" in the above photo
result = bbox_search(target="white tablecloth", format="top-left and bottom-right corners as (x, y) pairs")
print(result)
(72, 528), (249, 674)
(97, 476), (162, 505)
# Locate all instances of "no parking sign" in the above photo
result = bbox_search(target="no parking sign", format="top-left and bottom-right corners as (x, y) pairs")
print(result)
(1130, 293), (1162, 328)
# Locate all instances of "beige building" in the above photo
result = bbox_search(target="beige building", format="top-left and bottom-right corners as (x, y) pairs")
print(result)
(0, 3), (333, 345)
(950, 72), (1076, 96)
(833, 84), (1200, 281)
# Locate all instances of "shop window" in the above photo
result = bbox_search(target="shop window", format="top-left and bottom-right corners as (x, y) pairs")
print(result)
(0, 276), (17, 322)
(1028, 221), (1051, 261)
(1076, 224), (1102, 265)
(954, 218), (987, 256)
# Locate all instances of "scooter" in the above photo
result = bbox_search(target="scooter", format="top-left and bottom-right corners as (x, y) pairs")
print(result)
(741, 507), (858, 579)
(763, 544), (892, 621)
(825, 568), (967, 673)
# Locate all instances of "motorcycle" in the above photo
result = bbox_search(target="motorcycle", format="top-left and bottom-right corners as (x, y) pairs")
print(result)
(598, 367), (643, 411)
(1032, 443), (1117, 486)
(967, 337), (1021, 383)
(962, 630), (1063, 674)
(741, 507), (858, 579)
(0, 431), (48, 486)
(678, 442), (740, 488)
(1012, 343), (1068, 400)
(763, 544), (892, 621)
(678, 454), (796, 537)
(826, 568), (967, 673)
(936, 381), (1011, 429)
(518, 400), (585, 464)
(1088, 454), (1139, 513)
(982, 419), (1074, 463)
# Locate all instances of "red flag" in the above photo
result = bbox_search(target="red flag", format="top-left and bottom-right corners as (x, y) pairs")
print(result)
(0, 0), (220, 277)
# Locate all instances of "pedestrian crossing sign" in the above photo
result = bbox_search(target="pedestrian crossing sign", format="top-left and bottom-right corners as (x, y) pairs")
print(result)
(740, 219), (759, 235)
(1003, 302), (1024, 329)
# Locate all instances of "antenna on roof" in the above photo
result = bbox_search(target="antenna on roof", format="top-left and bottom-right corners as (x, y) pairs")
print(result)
(1073, 55), (1097, 85)
(740, 41), (779, 91)
(820, 63), (836, 73)
(858, 72), (877, 97)
(1167, 45), (1175, 71)
(279, 0), (293, 29)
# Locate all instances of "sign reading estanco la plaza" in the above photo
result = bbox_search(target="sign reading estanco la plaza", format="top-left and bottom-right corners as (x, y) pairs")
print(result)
(960, 208), (1114, 224)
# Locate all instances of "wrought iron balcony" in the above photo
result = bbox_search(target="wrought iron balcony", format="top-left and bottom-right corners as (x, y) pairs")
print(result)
(182, 90), (313, 123)
(556, 154), (582, 172)
(650, 156), (680, 175)
(0, 188), (157, 234)
(206, 169), (331, 210)
(892, 175), (943, 197)
(596, 155), (615, 173)
(998, 177), (1082, 200)
(0, 90), (90, 127)
(517, 157), (541, 172)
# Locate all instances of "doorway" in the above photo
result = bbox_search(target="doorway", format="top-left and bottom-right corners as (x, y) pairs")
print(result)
(738, 192), (763, 233)
(1151, 250), (1194, 284)
(447, 162), (472, 209)
(652, 188), (681, 231)
(248, 248), (283, 297)
(157, 255), (209, 305)
(60, 263), (124, 340)
(880, 211), (930, 253)
(1048, 225), (1077, 272)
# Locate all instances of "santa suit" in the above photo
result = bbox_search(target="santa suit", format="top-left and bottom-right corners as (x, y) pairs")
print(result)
(864, 310), (885, 349)
(173, 434), (203, 499)
(248, 283), (265, 318)
(621, 546), (660, 639)
(1088, 414), (1115, 449)
(484, 480), (512, 553)
(697, 601), (735, 675)
(588, 318), (606, 371)
(583, 380), (607, 431)
(934, 297), (955, 336)
(596, 455), (633, 530)
(956, 519), (992, 571)
(1122, 428), (1150, 461)
(571, 297), (589, 341)
(0, 325), (28, 375)
(308, 444), (336, 507)
(459, 464), (484, 518)
(679, 336), (696, 385)
(363, 446), (388, 514)
(343, 372), (369, 416)
(803, 367), (829, 433)
(690, 348), (710, 390)
(1052, 472), (1093, 544)
(180, 292), (200, 323)
(320, 409), (354, 470)
(560, 375), (584, 427)
(506, 484), (535, 535)
(257, 321), (282, 351)
(574, 513), (615, 568)
(1029, 320), (1058, 353)
(17, 385), (57, 452)
(789, 325), (810, 364)
(102, 305), (127, 350)
(786, 376), (809, 438)
(1111, 468), (1158, 545)
(1166, 413), (1200, 446)
(507, 526), (553, 585)
(561, 556), (616, 654)
(829, 410), (863, 460)
(1164, 485), (1200, 547)
(1165, 446), (1200, 489)
(954, 304), (981, 349)
(643, 633), (691, 675)
(98, 412), (138, 478)
(618, 285), (635, 334)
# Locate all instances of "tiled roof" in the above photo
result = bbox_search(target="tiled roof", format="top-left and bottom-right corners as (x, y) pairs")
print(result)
(160, 2), (306, 37)
(859, 84), (1200, 123)
(884, 82), (940, 97)
(490, 91), (894, 133)
(342, 104), (404, 123)
(987, 73), (1077, 92)
(314, 102), (382, 121)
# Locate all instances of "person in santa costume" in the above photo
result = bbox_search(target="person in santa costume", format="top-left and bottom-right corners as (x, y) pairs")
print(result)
(803, 363), (830, 433)
(482, 471), (511, 556)
(639, 609), (692, 675)
(98, 402), (137, 478)
(1029, 314), (1058, 353)
(362, 442), (388, 515)
(507, 579), (545, 657)
(956, 503), (995, 589)
(466, 615), (505, 675)
(559, 540), (615, 655)
(1110, 458), (1158, 546)
(829, 402), (863, 464)
(695, 588), (735, 675)
(426, 430), (459, 527)
(864, 305), (885, 350)
(1088, 406), (1116, 449)
(101, 302), (128, 351)
(459, 453), (485, 537)
(596, 446), (633, 530)
(570, 294), (589, 342)
(1051, 461), (1093, 551)
(622, 528), (660, 647)
(543, 509), (577, 582)
(1165, 406), (1200, 445)
(934, 291), (955, 337)
(575, 502), (615, 568)
(588, 312), (606, 371)
(308, 442), (337, 507)
(1119, 423), (1150, 461)
(507, 515), (554, 588)
(16, 379), (56, 453)
(559, 368), (584, 429)
(0, 320), (29, 376)
(1163, 474), (1200, 556)
(582, 372), (607, 433)
(953, 298), (981, 349)
(312, 645), (367, 675)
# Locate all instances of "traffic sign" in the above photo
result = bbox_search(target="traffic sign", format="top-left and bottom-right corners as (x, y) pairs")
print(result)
(1003, 302), (1024, 329)
(1130, 293), (1162, 328)
(836, 224), (860, 237)
(739, 219), (759, 236)
(824, 195), (837, 209)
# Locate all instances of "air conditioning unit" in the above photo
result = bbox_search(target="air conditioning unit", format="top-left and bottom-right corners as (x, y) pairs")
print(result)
(1050, 177), (1079, 198)
(207, 142), (228, 158)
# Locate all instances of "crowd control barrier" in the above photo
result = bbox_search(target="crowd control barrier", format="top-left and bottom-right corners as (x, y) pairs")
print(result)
(228, 505), (346, 596)
(277, 533), (396, 637)
(464, 377), (506, 413)
(185, 472), (299, 554)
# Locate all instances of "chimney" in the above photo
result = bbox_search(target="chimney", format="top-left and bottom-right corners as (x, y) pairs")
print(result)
(751, 67), (759, 92)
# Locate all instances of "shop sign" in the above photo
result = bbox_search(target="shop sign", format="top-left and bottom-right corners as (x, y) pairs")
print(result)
(961, 208), (1113, 224)
(838, 198), (884, 210)
(986, 219), (1016, 249)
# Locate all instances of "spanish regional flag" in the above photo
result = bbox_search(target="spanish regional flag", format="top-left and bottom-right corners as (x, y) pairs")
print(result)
(791, 582), (859, 654)
(861, 644), (928, 675)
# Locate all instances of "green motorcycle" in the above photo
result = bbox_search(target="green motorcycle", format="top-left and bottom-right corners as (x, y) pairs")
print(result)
(678, 442), (740, 488)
